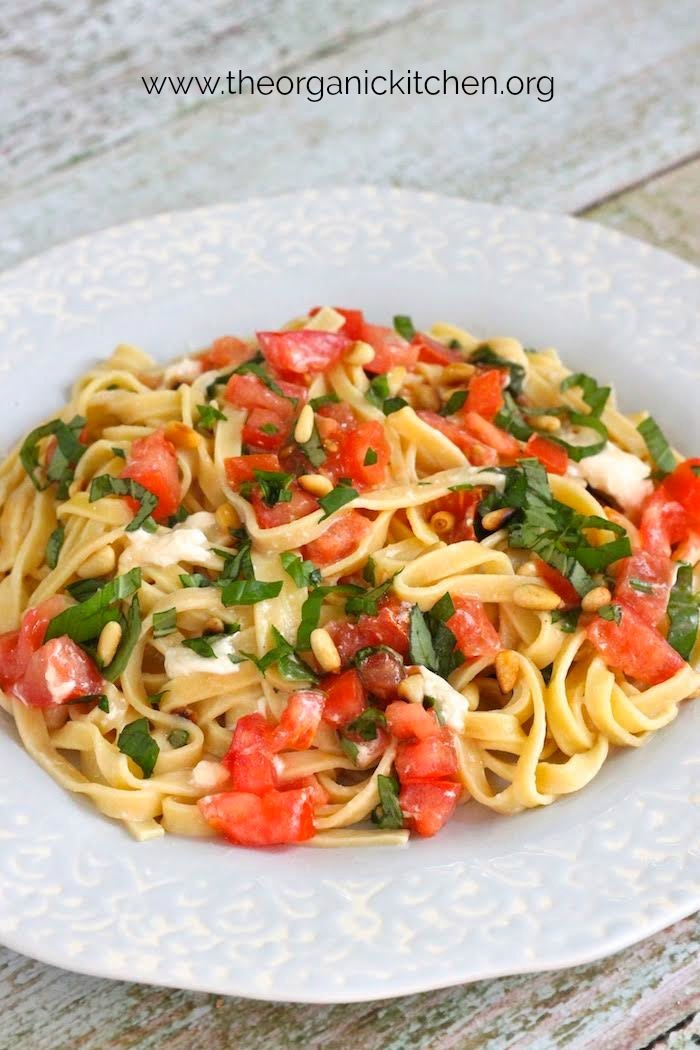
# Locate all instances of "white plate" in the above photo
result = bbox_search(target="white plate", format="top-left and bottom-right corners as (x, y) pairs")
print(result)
(0, 188), (699, 1003)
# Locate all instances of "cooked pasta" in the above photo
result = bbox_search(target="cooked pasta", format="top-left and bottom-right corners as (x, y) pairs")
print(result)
(1, 305), (699, 847)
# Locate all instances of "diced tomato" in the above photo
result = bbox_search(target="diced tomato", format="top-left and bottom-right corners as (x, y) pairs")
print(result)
(327, 600), (412, 666)
(614, 550), (674, 626)
(197, 336), (251, 372)
(461, 411), (521, 460)
(224, 372), (294, 416)
(13, 637), (103, 709)
(537, 561), (579, 608)
(198, 788), (315, 846)
(243, 408), (288, 451)
(446, 595), (502, 660)
(344, 726), (390, 769)
(257, 330), (352, 375)
(360, 324), (419, 374)
(663, 459), (700, 525)
(385, 700), (439, 741)
(356, 649), (405, 703)
(587, 602), (685, 685)
(417, 411), (497, 466)
(639, 488), (689, 557)
(225, 453), (281, 487)
(328, 420), (390, 489)
(283, 774), (329, 807)
(466, 369), (504, 421)
(0, 631), (20, 690)
(525, 434), (569, 475)
(272, 690), (325, 751)
(322, 669), (366, 728)
(309, 307), (365, 342)
(426, 488), (484, 543)
(0, 596), (72, 691)
(411, 332), (462, 366)
(251, 484), (319, 529)
(224, 713), (276, 795)
(122, 430), (180, 522)
(400, 779), (461, 837)
(395, 731), (458, 781)
(302, 510), (371, 566)
(316, 401), (356, 432)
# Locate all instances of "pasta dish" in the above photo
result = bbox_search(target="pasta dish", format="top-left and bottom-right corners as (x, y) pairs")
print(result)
(1, 305), (698, 848)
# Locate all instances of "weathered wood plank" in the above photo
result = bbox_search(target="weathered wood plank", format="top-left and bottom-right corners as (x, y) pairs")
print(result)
(1, 0), (699, 270)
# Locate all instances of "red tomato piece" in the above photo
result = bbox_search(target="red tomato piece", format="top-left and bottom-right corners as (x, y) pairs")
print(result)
(197, 336), (251, 372)
(587, 602), (685, 685)
(426, 488), (484, 543)
(243, 408), (290, 451)
(224, 713), (276, 795)
(400, 779), (461, 837)
(525, 434), (569, 475)
(122, 430), (180, 522)
(13, 637), (103, 709)
(614, 550), (674, 627)
(537, 561), (579, 608)
(446, 595), (502, 660)
(252, 483), (319, 529)
(224, 372), (293, 415)
(12, 595), (68, 682)
(198, 788), (316, 846)
(395, 731), (458, 781)
(322, 669), (366, 728)
(466, 369), (505, 421)
(316, 401), (356, 432)
(309, 307), (365, 341)
(272, 690), (325, 751)
(302, 511), (371, 566)
(416, 411), (497, 466)
(331, 420), (390, 489)
(385, 700), (439, 741)
(356, 649), (406, 703)
(663, 459), (700, 525)
(225, 453), (281, 487)
(411, 332), (462, 366)
(360, 324), (419, 374)
(257, 330), (352, 375)
(461, 411), (521, 460)
(283, 774), (329, 807)
(639, 488), (688, 557)
(0, 631), (20, 690)
(326, 600), (412, 665)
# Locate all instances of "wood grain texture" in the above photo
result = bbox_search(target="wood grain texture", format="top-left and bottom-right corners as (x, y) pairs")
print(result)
(1, 0), (700, 270)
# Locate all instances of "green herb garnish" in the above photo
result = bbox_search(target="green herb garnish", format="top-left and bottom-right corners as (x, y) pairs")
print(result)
(318, 482), (358, 520)
(20, 415), (86, 498)
(197, 403), (227, 431)
(667, 563), (699, 660)
(89, 475), (158, 532)
(393, 315), (416, 341)
(45, 522), (65, 569)
(440, 390), (467, 417)
(153, 608), (177, 638)
(371, 774), (404, 829)
(117, 717), (159, 778)
(637, 416), (675, 477)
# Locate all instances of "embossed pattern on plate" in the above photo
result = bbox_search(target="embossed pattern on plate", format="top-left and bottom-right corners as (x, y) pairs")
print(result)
(0, 188), (698, 1002)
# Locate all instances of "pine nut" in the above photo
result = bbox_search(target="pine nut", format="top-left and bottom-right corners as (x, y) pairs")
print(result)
(97, 621), (122, 666)
(298, 474), (333, 497)
(398, 674), (425, 704)
(412, 384), (441, 411)
(78, 546), (116, 578)
(581, 586), (612, 613)
(512, 584), (562, 611)
(310, 628), (341, 672)
(495, 650), (520, 693)
(517, 560), (539, 577)
(430, 511), (455, 535)
(164, 421), (200, 449)
(526, 414), (561, 433)
(346, 341), (376, 366)
(215, 503), (241, 531)
(442, 362), (475, 384)
(204, 617), (224, 634)
(481, 507), (513, 531)
(294, 404), (315, 445)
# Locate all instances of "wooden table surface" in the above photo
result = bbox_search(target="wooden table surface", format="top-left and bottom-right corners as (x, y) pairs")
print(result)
(1, 3), (699, 1047)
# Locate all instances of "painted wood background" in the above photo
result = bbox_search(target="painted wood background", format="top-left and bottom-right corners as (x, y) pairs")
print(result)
(1, 1), (699, 1046)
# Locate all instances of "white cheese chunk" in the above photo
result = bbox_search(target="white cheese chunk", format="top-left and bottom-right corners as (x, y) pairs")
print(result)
(45, 663), (76, 703)
(568, 442), (653, 514)
(164, 635), (241, 678)
(162, 356), (202, 386)
(191, 759), (228, 790)
(413, 666), (470, 733)
(120, 512), (220, 570)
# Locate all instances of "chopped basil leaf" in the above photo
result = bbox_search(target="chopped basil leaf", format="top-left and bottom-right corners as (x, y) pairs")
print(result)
(340, 736), (359, 763)
(111, 446), (126, 459)
(253, 468), (294, 507)
(234, 358), (292, 399)
(408, 600), (463, 679)
(280, 552), (322, 588)
(66, 577), (107, 601)
(117, 717), (159, 778)
(637, 416), (675, 477)
(629, 578), (654, 594)
(167, 505), (189, 527)
(448, 338), (462, 349)
(89, 475), (158, 532)
(372, 774), (404, 829)
(667, 563), (699, 661)
(547, 412), (608, 461)
(363, 447), (378, 466)
(101, 595), (142, 681)
(551, 608), (581, 633)
(382, 397), (408, 416)
(153, 607), (177, 638)
(148, 691), (166, 709)
(179, 572), (213, 589)
(345, 576), (396, 617)
(363, 556), (377, 586)
(97, 696), (110, 712)
(408, 605), (436, 668)
(45, 522), (65, 569)
(197, 403), (227, 431)
(168, 728), (190, 749)
(214, 529), (254, 582)
(244, 626), (317, 682)
(448, 483), (474, 492)
(431, 593), (456, 622)
(297, 423), (327, 468)
(393, 315), (416, 341)
(495, 392), (533, 441)
(220, 579), (283, 606)
(365, 374), (390, 410)
(182, 636), (218, 658)
(440, 390), (467, 417)
(597, 603), (622, 623)
(347, 707), (387, 741)
(469, 347), (525, 396)
(560, 373), (610, 417)
(20, 415), (87, 498)
(310, 393), (340, 410)
(296, 584), (361, 649)
(45, 569), (141, 644)
(259, 422), (279, 435)
(318, 482), (358, 521)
